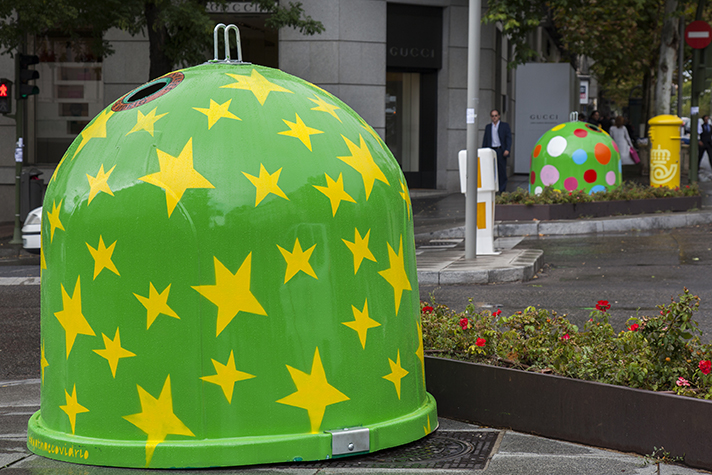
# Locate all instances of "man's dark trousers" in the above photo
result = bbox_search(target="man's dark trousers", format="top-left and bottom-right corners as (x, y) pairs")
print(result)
(700, 124), (712, 165)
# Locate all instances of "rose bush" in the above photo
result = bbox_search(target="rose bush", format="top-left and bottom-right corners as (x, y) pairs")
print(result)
(421, 289), (712, 399)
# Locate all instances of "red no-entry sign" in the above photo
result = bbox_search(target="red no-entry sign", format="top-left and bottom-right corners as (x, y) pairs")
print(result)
(686, 21), (712, 49)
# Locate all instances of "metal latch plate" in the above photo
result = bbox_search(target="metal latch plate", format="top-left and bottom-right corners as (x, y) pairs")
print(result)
(328, 427), (370, 455)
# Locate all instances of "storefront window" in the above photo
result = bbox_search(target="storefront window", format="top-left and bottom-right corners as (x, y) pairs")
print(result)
(33, 35), (103, 164)
(386, 71), (420, 173)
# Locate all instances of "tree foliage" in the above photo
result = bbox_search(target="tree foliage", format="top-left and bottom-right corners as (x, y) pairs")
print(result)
(483, 0), (685, 109)
(0, 0), (324, 80)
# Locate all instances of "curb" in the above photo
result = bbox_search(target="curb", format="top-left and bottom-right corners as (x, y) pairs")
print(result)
(415, 209), (712, 240)
(417, 249), (543, 285)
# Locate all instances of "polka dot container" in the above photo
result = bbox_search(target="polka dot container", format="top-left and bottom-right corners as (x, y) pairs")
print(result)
(529, 121), (621, 194)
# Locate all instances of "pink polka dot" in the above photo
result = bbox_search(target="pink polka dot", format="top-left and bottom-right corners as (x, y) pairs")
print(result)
(564, 177), (578, 191)
(606, 171), (616, 185)
(574, 129), (587, 138)
(612, 141), (619, 153)
(540, 165), (560, 185)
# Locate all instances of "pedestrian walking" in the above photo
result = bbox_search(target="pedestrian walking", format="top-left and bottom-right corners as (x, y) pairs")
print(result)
(699, 115), (712, 166)
(587, 110), (600, 127)
(610, 116), (635, 165)
(482, 109), (512, 192)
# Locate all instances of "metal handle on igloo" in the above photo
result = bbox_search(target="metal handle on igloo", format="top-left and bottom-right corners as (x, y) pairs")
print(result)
(212, 23), (244, 63)
(570, 111), (579, 122)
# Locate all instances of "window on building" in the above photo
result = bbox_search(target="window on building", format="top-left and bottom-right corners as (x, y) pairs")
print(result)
(32, 34), (103, 164)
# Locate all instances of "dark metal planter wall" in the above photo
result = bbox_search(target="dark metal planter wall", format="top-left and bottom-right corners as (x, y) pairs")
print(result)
(495, 196), (702, 221)
(425, 356), (712, 471)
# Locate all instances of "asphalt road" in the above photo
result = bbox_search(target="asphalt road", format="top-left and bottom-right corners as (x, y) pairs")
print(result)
(420, 223), (712, 341)
(2, 224), (712, 379)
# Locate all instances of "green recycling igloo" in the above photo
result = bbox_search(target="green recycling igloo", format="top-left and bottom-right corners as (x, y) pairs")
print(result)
(27, 62), (437, 468)
(529, 121), (622, 194)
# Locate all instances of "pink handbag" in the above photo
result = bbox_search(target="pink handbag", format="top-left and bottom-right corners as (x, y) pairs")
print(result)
(630, 147), (640, 164)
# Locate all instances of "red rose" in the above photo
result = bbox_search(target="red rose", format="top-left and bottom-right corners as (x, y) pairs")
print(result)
(561, 334), (570, 341)
(493, 309), (502, 317)
(700, 360), (711, 375)
(595, 300), (611, 311)
(629, 323), (639, 332)
(422, 306), (434, 314)
(476, 337), (486, 347)
(459, 318), (468, 330)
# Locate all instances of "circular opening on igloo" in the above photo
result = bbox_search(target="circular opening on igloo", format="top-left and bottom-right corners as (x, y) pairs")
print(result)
(111, 71), (184, 111)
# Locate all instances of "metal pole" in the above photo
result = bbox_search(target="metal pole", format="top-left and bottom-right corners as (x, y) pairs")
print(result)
(690, 0), (706, 184)
(9, 52), (24, 245)
(678, 18), (684, 118)
(465, 0), (481, 259)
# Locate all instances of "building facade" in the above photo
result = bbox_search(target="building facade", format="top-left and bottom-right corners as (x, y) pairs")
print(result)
(0, 0), (563, 223)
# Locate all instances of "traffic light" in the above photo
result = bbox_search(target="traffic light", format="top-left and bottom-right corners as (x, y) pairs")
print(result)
(0, 78), (11, 114)
(17, 54), (39, 99)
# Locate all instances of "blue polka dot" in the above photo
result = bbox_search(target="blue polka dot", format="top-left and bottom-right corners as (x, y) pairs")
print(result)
(589, 185), (606, 194)
(572, 149), (588, 165)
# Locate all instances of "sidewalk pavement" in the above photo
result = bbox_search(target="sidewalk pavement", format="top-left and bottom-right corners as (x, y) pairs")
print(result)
(412, 178), (712, 285)
(1, 379), (708, 474)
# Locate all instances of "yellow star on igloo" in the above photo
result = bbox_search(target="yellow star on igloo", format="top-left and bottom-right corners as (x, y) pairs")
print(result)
(416, 321), (425, 382)
(60, 384), (89, 434)
(47, 200), (64, 243)
(54, 276), (95, 359)
(221, 69), (293, 105)
(41, 340), (49, 384)
(309, 95), (341, 122)
(192, 254), (267, 337)
(342, 228), (376, 274)
(86, 164), (115, 205)
(278, 113), (323, 151)
(139, 138), (215, 217)
(313, 173), (355, 216)
(93, 328), (136, 377)
(123, 375), (195, 466)
(193, 99), (241, 129)
(337, 134), (389, 200)
(342, 299), (381, 349)
(134, 283), (180, 330)
(73, 109), (114, 158)
(201, 350), (255, 403)
(399, 180), (412, 218)
(383, 350), (409, 399)
(243, 164), (289, 206)
(277, 348), (349, 433)
(378, 236), (412, 315)
(278, 238), (318, 283)
(86, 236), (120, 279)
(126, 107), (168, 136)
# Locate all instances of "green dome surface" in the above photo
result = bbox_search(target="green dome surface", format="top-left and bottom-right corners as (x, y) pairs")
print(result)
(28, 63), (437, 468)
(529, 121), (622, 194)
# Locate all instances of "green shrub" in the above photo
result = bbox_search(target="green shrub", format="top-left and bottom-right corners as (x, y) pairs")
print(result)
(421, 289), (712, 398)
(496, 182), (700, 205)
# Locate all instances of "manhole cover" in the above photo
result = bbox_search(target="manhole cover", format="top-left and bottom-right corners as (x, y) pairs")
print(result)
(276, 430), (499, 470)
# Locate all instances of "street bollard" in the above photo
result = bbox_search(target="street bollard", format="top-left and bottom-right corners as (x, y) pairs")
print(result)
(458, 148), (499, 255)
(27, 32), (437, 468)
(648, 115), (684, 188)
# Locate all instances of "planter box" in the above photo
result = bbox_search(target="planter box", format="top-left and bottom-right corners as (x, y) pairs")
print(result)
(495, 196), (702, 221)
(425, 356), (712, 471)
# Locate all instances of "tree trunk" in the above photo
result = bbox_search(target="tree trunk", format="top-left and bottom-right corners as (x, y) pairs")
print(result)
(654, 0), (679, 116)
(145, 2), (174, 80)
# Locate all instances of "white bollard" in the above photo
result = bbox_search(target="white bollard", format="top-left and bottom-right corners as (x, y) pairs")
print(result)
(458, 148), (500, 255)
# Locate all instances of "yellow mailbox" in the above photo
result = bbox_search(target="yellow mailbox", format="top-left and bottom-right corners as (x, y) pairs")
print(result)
(648, 115), (684, 188)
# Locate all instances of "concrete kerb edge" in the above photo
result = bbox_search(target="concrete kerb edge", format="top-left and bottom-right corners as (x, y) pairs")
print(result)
(416, 249), (544, 285)
(417, 209), (712, 240)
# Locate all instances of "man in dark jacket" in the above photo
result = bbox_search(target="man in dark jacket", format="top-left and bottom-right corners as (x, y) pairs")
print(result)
(699, 115), (712, 166)
(482, 109), (512, 192)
